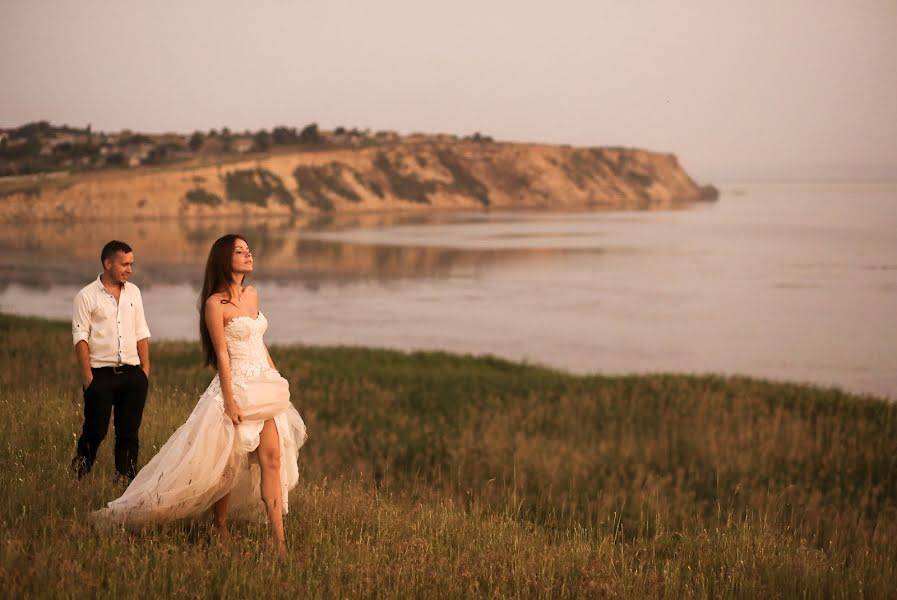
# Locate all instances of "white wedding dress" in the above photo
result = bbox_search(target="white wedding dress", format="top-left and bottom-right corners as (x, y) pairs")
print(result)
(93, 312), (308, 526)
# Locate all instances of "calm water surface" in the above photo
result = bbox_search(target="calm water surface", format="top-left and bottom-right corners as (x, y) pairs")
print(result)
(2, 181), (895, 400)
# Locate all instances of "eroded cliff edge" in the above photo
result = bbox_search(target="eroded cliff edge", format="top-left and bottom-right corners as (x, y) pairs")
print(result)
(0, 142), (716, 222)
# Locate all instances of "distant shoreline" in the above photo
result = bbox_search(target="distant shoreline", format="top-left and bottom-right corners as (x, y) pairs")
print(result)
(1, 139), (717, 222)
(2, 311), (891, 404)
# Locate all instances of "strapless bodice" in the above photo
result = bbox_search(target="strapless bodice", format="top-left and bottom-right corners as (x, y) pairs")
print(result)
(224, 312), (270, 379)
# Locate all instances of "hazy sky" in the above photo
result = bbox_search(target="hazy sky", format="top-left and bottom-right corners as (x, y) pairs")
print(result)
(2, 0), (896, 179)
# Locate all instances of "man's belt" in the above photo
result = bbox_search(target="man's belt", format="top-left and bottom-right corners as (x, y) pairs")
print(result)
(92, 364), (140, 375)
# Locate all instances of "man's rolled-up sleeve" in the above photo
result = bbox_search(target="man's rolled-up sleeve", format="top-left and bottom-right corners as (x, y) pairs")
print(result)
(134, 288), (151, 341)
(72, 292), (91, 346)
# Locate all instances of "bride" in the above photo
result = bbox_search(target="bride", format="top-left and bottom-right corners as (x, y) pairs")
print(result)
(93, 234), (307, 555)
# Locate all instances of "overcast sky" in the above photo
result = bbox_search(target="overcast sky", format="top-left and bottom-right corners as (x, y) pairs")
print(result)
(2, 0), (896, 180)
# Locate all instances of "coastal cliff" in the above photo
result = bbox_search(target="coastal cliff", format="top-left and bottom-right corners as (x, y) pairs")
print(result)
(0, 141), (715, 222)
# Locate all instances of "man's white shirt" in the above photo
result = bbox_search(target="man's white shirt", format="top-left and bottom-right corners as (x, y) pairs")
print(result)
(72, 275), (151, 367)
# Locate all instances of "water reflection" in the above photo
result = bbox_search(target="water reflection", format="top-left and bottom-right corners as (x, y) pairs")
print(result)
(0, 213), (594, 289)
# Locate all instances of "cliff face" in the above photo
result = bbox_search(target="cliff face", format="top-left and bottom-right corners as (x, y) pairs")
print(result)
(0, 142), (711, 221)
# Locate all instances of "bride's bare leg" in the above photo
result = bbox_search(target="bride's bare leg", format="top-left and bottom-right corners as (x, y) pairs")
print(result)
(214, 493), (231, 541)
(258, 419), (286, 556)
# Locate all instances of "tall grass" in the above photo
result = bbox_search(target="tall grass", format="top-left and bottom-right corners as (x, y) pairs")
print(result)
(1, 313), (895, 598)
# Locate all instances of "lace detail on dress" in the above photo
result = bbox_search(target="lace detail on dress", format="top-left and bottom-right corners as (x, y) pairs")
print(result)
(206, 313), (274, 408)
(224, 313), (271, 376)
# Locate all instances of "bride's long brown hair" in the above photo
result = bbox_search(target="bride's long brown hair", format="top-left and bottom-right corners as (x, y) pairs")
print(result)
(199, 233), (247, 368)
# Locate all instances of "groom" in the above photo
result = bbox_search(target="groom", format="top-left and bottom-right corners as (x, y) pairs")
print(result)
(71, 240), (151, 480)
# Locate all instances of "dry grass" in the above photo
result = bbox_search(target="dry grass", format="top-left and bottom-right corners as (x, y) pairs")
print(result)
(1, 313), (895, 598)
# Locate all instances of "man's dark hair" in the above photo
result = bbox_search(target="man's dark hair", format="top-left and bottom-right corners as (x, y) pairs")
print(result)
(100, 240), (133, 265)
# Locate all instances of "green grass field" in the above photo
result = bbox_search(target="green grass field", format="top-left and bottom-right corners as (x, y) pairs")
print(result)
(1, 313), (895, 598)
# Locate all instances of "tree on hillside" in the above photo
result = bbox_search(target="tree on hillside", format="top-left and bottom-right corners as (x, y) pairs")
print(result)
(299, 123), (321, 145)
(0, 135), (42, 159)
(253, 130), (271, 152)
(122, 133), (152, 145)
(219, 127), (233, 152)
(11, 121), (52, 139)
(189, 131), (204, 152)
(272, 126), (298, 145)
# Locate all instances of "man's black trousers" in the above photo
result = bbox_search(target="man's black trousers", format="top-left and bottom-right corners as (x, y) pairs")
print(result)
(72, 364), (148, 480)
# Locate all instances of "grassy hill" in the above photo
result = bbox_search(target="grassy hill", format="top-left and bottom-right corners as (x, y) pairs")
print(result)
(1, 313), (895, 598)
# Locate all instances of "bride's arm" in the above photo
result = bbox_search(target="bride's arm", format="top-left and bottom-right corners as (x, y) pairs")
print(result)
(205, 298), (242, 424)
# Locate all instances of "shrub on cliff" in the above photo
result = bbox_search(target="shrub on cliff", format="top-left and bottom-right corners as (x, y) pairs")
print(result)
(700, 184), (720, 201)
(353, 171), (384, 198)
(293, 167), (333, 210)
(260, 169), (294, 208)
(562, 150), (607, 190)
(373, 152), (435, 204)
(223, 167), (294, 208)
(436, 150), (490, 207)
(371, 150), (489, 207)
(293, 163), (365, 211)
(625, 170), (653, 187)
(185, 187), (223, 206)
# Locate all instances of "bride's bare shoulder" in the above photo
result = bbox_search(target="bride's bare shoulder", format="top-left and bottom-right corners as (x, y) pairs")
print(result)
(205, 293), (227, 310)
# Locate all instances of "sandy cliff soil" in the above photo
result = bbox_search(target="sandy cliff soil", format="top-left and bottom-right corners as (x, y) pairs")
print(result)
(0, 142), (713, 222)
